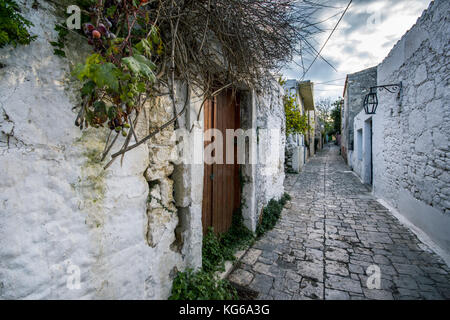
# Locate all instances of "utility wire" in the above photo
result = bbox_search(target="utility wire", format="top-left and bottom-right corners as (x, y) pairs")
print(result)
(301, 36), (337, 72)
(301, 0), (353, 80)
(302, 10), (346, 28)
(315, 83), (344, 87)
(314, 77), (347, 84)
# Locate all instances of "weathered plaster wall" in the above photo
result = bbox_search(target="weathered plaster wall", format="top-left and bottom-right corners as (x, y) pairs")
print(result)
(285, 133), (305, 173)
(240, 82), (286, 231)
(353, 0), (450, 253)
(255, 82), (286, 221)
(351, 112), (373, 185)
(0, 1), (201, 299)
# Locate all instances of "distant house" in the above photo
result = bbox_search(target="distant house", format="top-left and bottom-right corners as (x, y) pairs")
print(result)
(315, 117), (325, 152)
(283, 80), (315, 172)
(341, 66), (377, 168)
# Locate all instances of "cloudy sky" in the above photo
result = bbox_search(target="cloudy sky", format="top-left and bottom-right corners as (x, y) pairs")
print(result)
(282, 0), (432, 100)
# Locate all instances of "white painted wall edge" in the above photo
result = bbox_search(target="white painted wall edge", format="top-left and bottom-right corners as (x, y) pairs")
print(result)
(377, 198), (450, 268)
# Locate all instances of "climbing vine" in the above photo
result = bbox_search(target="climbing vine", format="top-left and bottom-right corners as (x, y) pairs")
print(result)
(0, 0), (36, 48)
(56, 0), (325, 169)
(69, 0), (171, 169)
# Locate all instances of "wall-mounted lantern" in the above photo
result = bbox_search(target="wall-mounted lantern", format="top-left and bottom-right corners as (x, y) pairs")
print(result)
(363, 82), (402, 114)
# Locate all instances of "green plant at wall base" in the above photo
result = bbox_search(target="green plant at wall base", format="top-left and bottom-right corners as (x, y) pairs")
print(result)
(221, 209), (254, 254)
(284, 94), (309, 136)
(202, 210), (255, 273)
(170, 209), (254, 300)
(169, 269), (238, 300)
(256, 193), (291, 237)
(0, 0), (36, 48)
(172, 192), (291, 300)
(202, 227), (232, 273)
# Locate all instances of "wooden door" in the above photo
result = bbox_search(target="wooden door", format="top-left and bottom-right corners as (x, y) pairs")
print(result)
(202, 89), (241, 235)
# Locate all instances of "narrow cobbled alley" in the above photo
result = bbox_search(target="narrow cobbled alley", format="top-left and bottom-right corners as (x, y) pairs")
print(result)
(229, 144), (450, 300)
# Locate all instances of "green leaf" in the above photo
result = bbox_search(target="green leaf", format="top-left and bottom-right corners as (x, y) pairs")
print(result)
(122, 55), (156, 82)
(106, 5), (117, 17)
(93, 100), (107, 114)
(92, 63), (119, 92)
(121, 56), (140, 74)
(81, 80), (96, 97)
(49, 41), (63, 48)
(134, 54), (156, 71)
(86, 53), (104, 65)
(53, 49), (66, 57)
(107, 105), (117, 120)
(136, 81), (146, 93)
(150, 25), (160, 45)
(135, 38), (152, 57)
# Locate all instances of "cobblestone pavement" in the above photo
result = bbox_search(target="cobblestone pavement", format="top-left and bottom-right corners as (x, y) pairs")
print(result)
(228, 144), (450, 300)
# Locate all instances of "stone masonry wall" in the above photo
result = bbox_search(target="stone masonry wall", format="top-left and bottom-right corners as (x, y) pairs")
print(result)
(373, 0), (450, 251)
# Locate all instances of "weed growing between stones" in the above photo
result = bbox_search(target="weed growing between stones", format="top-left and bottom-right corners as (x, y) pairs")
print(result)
(256, 193), (291, 237)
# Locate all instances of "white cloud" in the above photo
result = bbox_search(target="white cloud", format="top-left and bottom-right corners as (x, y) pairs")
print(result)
(282, 0), (432, 101)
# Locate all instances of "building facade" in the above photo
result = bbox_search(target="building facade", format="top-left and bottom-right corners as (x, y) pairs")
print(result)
(350, 0), (450, 255)
(341, 67), (377, 167)
(283, 80), (315, 173)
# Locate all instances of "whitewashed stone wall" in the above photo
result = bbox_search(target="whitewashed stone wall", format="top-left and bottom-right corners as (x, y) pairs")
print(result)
(285, 133), (305, 173)
(0, 1), (286, 299)
(240, 82), (286, 231)
(353, 0), (450, 253)
(0, 1), (201, 299)
(255, 83), (286, 217)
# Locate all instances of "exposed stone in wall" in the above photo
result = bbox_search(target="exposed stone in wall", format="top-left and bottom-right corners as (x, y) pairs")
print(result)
(142, 94), (178, 248)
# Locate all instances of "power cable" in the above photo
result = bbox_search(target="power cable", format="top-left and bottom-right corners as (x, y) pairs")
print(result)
(301, 0), (353, 80)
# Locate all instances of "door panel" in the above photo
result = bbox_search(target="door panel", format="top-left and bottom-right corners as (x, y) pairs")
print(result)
(202, 90), (241, 235)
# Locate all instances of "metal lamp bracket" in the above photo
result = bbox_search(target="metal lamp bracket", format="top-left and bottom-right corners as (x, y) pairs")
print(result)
(371, 82), (403, 98)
